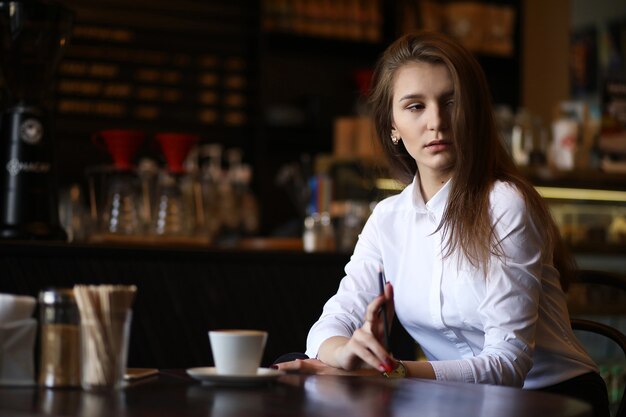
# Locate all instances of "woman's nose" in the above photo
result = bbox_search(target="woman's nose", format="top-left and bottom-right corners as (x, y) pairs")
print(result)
(426, 105), (448, 131)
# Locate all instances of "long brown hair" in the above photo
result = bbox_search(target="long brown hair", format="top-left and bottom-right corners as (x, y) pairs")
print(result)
(369, 31), (575, 289)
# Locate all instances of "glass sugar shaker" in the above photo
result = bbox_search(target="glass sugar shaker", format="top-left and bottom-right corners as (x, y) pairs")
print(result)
(38, 288), (81, 388)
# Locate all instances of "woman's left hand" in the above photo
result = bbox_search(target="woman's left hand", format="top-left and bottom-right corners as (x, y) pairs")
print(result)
(273, 358), (381, 376)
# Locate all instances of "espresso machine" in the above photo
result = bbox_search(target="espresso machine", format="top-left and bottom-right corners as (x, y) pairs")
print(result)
(0, 0), (73, 239)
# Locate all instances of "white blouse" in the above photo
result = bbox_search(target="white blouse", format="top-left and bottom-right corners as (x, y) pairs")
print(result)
(306, 177), (597, 389)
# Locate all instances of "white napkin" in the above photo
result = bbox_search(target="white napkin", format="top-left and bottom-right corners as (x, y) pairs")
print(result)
(0, 293), (37, 386)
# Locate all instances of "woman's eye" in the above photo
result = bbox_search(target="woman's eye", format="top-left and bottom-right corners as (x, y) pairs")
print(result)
(407, 103), (424, 111)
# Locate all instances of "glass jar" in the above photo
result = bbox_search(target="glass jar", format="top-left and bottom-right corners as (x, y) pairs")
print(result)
(38, 288), (81, 388)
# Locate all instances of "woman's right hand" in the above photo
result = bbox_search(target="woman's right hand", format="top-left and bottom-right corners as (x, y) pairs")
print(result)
(320, 282), (396, 373)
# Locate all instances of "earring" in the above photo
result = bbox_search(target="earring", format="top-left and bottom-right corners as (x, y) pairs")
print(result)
(390, 134), (400, 145)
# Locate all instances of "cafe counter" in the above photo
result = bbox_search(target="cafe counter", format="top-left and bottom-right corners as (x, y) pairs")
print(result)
(0, 239), (417, 370)
(1, 238), (623, 371)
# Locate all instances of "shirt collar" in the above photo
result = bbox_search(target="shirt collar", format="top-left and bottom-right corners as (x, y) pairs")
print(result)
(410, 174), (452, 220)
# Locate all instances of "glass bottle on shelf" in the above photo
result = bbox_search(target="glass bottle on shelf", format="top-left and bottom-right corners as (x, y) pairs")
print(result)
(137, 158), (159, 234)
(152, 133), (199, 237)
(90, 130), (145, 237)
(153, 171), (189, 236)
(302, 173), (335, 252)
(228, 148), (260, 236)
(200, 144), (224, 239)
(218, 148), (244, 241)
(102, 170), (141, 236)
(58, 184), (90, 242)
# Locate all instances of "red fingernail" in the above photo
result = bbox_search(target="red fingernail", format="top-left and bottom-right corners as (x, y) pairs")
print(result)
(381, 363), (393, 373)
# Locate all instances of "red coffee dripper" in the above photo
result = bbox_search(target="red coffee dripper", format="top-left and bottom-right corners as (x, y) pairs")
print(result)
(92, 130), (146, 170)
(155, 132), (199, 174)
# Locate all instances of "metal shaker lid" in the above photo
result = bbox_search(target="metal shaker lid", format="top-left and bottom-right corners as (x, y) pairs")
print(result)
(38, 288), (76, 304)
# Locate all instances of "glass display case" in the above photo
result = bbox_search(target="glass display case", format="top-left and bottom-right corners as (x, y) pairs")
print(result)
(524, 168), (626, 273)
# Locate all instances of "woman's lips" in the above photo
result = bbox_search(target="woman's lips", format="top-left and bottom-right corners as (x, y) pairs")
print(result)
(425, 140), (452, 152)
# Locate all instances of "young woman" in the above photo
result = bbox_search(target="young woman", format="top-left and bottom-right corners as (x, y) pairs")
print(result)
(274, 31), (609, 417)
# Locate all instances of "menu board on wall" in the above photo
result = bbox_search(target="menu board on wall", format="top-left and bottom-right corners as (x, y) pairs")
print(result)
(54, 0), (255, 139)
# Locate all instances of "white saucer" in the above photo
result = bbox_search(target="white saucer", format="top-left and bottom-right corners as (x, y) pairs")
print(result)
(186, 367), (284, 385)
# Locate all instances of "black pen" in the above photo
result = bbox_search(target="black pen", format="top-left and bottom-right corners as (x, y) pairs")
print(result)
(378, 270), (390, 351)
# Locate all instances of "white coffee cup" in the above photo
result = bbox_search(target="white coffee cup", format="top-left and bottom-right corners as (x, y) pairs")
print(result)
(208, 330), (268, 375)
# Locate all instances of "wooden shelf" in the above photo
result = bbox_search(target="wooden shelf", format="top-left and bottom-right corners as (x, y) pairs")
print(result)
(522, 167), (626, 191)
(567, 243), (626, 255)
(262, 32), (384, 59)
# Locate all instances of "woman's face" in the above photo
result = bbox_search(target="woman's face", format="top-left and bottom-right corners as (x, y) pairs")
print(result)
(391, 61), (456, 180)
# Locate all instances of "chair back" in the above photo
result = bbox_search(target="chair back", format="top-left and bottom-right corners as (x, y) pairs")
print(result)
(569, 269), (626, 417)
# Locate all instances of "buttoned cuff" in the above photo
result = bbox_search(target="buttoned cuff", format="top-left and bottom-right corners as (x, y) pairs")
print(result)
(431, 359), (475, 383)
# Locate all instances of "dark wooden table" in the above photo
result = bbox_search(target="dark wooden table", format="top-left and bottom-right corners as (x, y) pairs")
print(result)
(0, 370), (592, 417)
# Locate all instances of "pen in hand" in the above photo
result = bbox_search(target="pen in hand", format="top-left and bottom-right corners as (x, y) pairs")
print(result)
(378, 270), (390, 351)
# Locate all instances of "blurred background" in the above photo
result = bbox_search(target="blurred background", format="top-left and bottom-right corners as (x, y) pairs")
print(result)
(1, 0), (625, 254)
